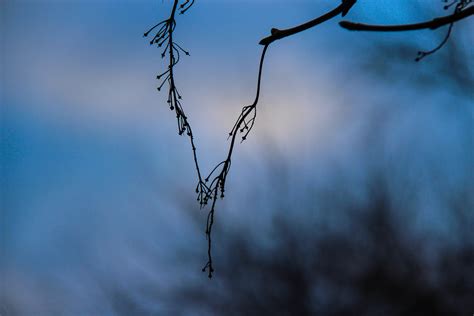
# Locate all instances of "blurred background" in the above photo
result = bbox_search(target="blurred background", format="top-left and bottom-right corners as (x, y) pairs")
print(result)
(1, 0), (473, 315)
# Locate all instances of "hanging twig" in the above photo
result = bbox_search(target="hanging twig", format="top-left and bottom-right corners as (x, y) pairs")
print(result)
(144, 1), (208, 207)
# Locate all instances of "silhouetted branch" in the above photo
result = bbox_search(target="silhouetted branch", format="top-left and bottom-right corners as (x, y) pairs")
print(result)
(144, 1), (208, 206)
(199, 0), (358, 278)
(201, 44), (269, 277)
(339, 4), (473, 31)
(200, 1), (362, 278)
(259, 0), (357, 46)
(340, 0), (473, 60)
(146, 0), (471, 279)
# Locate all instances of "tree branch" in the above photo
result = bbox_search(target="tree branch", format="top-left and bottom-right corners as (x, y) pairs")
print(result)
(147, 0), (471, 279)
(259, 0), (357, 45)
(339, 5), (473, 32)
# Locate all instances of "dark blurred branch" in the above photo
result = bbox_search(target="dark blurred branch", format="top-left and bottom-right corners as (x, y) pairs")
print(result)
(339, 5), (473, 31)
(259, 0), (357, 45)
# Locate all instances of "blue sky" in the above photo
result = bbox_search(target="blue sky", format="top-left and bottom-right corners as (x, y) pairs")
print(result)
(2, 1), (473, 314)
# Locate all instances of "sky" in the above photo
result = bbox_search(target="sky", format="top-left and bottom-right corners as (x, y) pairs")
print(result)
(1, 0), (473, 315)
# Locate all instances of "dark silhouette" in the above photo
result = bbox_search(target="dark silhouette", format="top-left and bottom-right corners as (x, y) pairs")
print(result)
(340, 0), (473, 61)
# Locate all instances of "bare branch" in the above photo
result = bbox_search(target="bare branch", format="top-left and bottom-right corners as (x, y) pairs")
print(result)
(146, 0), (472, 279)
(340, 1), (473, 60)
(201, 44), (270, 278)
(339, 4), (473, 31)
(259, 0), (357, 45)
(144, 1), (208, 207)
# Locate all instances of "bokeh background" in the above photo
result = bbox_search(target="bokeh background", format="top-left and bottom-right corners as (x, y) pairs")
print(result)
(1, 0), (473, 315)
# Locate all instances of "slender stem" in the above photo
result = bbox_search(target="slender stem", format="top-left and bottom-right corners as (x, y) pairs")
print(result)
(168, 1), (179, 91)
(202, 0), (359, 278)
(225, 44), (269, 162)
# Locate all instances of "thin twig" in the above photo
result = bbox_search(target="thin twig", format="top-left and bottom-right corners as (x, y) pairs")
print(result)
(201, 44), (269, 277)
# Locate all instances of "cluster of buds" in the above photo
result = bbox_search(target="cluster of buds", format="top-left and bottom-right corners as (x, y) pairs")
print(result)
(143, 0), (192, 137)
(144, 1), (210, 213)
(143, 19), (190, 130)
(229, 105), (257, 142)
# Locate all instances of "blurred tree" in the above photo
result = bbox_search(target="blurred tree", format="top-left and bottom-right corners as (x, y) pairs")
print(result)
(163, 177), (474, 315)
